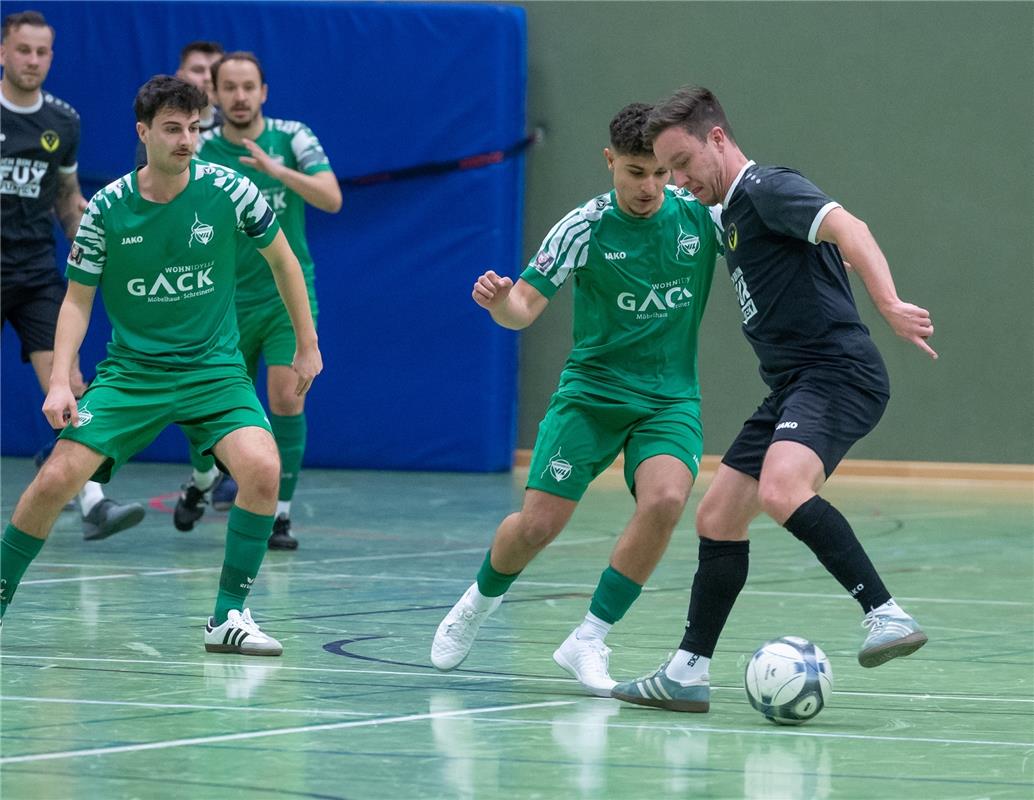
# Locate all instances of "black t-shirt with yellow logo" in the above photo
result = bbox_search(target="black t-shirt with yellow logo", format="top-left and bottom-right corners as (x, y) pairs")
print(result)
(1, 90), (81, 286)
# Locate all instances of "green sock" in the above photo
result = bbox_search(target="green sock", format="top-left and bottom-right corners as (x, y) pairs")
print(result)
(270, 412), (306, 502)
(589, 565), (643, 624)
(1, 524), (46, 616)
(475, 548), (521, 597)
(213, 507), (273, 624)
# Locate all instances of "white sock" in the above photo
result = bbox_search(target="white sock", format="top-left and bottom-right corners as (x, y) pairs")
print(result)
(873, 597), (910, 618)
(78, 481), (104, 516)
(276, 501), (291, 519)
(575, 611), (612, 641)
(664, 649), (710, 684)
(466, 582), (499, 612)
(193, 466), (220, 492)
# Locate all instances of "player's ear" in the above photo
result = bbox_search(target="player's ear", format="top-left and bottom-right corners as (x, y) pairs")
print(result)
(135, 121), (148, 144)
(604, 147), (614, 172)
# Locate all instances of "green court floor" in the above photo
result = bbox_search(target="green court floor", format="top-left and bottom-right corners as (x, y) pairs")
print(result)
(1, 458), (1031, 799)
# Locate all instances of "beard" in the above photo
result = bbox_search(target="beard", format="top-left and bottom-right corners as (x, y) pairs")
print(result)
(223, 109), (258, 130)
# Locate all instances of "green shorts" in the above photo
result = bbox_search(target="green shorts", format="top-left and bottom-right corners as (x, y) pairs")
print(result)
(236, 301), (318, 380)
(526, 391), (703, 501)
(60, 357), (272, 483)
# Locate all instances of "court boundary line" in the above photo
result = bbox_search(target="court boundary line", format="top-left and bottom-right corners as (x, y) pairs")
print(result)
(0, 700), (574, 764)
(2, 654), (1031, 703)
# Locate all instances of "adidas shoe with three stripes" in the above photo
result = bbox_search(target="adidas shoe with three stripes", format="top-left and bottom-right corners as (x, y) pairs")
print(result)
(610, 659), (710, 712)
(205, 608), (283, 656)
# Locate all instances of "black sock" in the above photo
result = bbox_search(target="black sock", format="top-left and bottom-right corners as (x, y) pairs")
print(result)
(784, 495), (891, 612)
(678, 537), (750, 657)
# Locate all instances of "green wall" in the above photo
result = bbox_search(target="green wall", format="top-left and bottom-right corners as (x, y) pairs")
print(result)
(513, 1), (1034, 464)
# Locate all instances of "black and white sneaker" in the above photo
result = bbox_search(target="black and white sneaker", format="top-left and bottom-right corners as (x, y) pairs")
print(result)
(267, 516), (298, 550)
(173, 475), (222, 531)
(82, 498), (146, 540)
(204, 608), (283, 656)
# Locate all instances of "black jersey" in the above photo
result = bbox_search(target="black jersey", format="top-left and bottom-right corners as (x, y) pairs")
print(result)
(719, 162), (888, 392)
(1, 90), (81, 286)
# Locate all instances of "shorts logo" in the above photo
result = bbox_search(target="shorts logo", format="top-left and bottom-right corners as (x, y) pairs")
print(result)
(676, 225), (700, 259)
(76, 401), (94, 427)
(40, 130), (60, 153)
(776, 421), (798, 430)
(189, 212), (214, 247)
(542, 447), (572, 482)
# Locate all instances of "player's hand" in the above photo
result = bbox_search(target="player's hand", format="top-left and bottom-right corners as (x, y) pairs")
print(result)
(43, 385), (80, 428)
(291, 344), (323, 396)
(472, 270), (513, 310)
(883, 300), (938, 360)
(238, 138), (282, 178)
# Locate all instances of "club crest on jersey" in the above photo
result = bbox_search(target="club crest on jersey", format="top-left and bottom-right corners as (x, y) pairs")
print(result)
(676, 225), (700, 259)
(189, 213), (214, 247)
(542, 447), (572, 482)
(727, 223), (739, 251)
(40, 130), (60, 153)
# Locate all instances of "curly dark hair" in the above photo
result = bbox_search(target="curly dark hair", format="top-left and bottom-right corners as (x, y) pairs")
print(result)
(134, 75), (208, 126)
(609, 103), (654, 157)
(646, 86), (735, 144)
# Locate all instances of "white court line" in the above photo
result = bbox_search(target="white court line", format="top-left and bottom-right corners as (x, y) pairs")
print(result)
(738, 590), (1032, 607)
(2, 655), (1031, 704)
(25, 536), (616, 586)
(0, 695), (376, 717)
(0, 700), (574, 764)
(535, 716), (1033, 749)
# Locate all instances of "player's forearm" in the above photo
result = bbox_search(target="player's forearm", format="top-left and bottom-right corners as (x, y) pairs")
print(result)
(275, 168), (342, 213)
(836, 223), (900, 314)
(270, 259), (318, 347)
(489, 301), (535, 330)
(50, 291), (93, 389)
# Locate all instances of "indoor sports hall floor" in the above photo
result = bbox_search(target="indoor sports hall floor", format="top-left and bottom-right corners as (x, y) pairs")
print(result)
(0, 457), (1031, 799)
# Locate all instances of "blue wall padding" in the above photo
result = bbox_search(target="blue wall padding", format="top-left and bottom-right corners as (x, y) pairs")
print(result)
(1, 1), (525, 472)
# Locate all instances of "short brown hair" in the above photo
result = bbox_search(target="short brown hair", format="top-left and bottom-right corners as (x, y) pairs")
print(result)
(179, 40), (224, 66)
(647, 86), (735, 144)
(211, 51), (265, 86)
(2, 10), (53, 42)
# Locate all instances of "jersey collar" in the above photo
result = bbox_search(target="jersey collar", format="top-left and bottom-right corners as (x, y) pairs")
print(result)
(723, 160), (756, 207)
(0, 89), (43, 114)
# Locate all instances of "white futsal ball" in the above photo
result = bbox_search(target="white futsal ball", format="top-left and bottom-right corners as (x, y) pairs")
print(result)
(744, 636), (833, 725)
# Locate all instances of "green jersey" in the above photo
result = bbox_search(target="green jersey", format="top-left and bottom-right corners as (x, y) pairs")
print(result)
(66, 160), (280, 367)
(521, 187), (719, 405)
(198, 118), (332, 312)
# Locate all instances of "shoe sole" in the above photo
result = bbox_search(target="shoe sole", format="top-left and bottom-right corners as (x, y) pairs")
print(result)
(268, 537), (299, 550)
(858, 631), (929, 668)
(204, 643), (282, 656)
(83, 506), (146, 541)
(173, 510), (203, 532)
(552, 649), (617, 698)
(611, 688), (709, 713)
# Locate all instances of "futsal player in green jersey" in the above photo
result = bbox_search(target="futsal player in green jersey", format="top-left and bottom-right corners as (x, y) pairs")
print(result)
(173, 51), (341, 550)
(431, 103), (720, 695)
(0, 76), (322, 655)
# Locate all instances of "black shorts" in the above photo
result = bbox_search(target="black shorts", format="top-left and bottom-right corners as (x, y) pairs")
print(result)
(722, 374), (889, 479)
(1, 276), (66, 362)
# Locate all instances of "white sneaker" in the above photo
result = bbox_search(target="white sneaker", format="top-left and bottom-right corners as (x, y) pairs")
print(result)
(205, 608), (283, 656)
(431, 583), (504, 670)
(552, 630), (617, 697)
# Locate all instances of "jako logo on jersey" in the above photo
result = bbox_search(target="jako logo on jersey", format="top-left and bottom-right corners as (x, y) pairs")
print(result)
(127, 268), (213, 297)
(617, 286), (693, 312)
(121, 235), (143, 245)
(542, 447), (572, 482)
(676, 225), (700, 259)
(189, 213), (214, 247)
(40, 130), (60, 153)
(776, 421), (798, 430)
(604, 251), (627, 261)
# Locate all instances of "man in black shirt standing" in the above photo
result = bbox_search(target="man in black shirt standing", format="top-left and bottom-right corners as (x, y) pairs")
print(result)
(1, 10), (144, 539)
(613, 85), (936, 713)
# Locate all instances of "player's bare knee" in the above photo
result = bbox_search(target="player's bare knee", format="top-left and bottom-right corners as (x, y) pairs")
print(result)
(515, 515), (563, 550)
(236, 456), (280, 499)
(637, 488), (688, 528)
(757, 480), (796, 524)
(28, 462), (81, 509)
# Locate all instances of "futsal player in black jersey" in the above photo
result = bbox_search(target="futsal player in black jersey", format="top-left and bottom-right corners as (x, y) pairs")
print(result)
(613, 86), (936, 712)
(1, 10), (144, 540)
